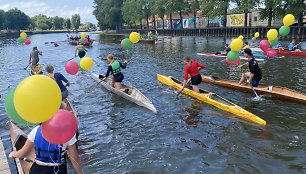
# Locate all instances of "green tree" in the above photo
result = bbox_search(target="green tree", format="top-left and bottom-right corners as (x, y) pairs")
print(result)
(122, 0), (143, 27)
(71, 14), (81, 30)
(151, 0), (167, 29)
(52, 16), (64, 29)
(4, 8), (30, 30)
(64, 18), (71, 29)
(233, 0), (260, 27)
(284, 0), (306, 26)
(0, 10), (5, 29)
(201, 0), (230, 27)
(259, 0), (283, 27)
(31, 14), (52, 30)
(167, 0), (190, 29)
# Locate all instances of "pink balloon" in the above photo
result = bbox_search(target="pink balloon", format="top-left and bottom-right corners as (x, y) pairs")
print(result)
(42, 109), (78, 144)
(84, 38), (89, 44)
(259, 39), (270, 52)
(265, 49), (277, 59)
(225, 57), (241, 66)
(65, 61), (79, 75)
(24, 39), (31, 45)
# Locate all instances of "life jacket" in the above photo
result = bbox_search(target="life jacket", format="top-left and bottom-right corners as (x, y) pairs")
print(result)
(34, 127), (65, 163)
(111, 61), (121, 75)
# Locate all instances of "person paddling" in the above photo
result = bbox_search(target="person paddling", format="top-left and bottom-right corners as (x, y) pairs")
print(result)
(101, 54), (128, 92)
(288, 40), (301, 52)
(238, 48), (262, 88)
(9, 125), (83, 174)
(29, 46), (42, 67)
(182, 56), (205, 93)
(45, 65), (70, 101)
(74, 43), (87, 59)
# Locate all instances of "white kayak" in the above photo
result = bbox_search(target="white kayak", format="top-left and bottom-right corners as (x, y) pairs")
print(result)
(91, 73), (157, 113)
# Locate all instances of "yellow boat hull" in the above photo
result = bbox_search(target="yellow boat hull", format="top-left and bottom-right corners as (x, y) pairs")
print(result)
(157, 74), (266, 126)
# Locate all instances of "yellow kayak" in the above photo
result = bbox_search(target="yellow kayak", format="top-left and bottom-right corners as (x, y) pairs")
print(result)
(157, 74), (266, 126)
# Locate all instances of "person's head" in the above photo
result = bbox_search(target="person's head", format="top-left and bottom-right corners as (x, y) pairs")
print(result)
(45, 64), (54, 74)
(33, 46), (38, 51)
(184, 56), (191, 64)
(244, 48), (253, 59)
(244, 42), (249, 45)
(107, 54), (114, 63)
(225, 43), (229, 48)
(292, 40), (295, 43)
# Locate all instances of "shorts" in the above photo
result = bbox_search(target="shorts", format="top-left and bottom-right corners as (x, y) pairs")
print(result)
(252, 80), (260, 87)
(62, 90), (69, 100)
(30, 162), (67, 174)
(78, 51), (86, 58)
(191, 74), (202, 85)
(113, 73), (124, 82)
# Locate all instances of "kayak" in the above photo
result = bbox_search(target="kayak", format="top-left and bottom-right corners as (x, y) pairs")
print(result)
(31, 64), (43, 75)
(9, 99), (77, 174)
(197, 53), (265, 62)
(274, 49), (306, 57)
(91, 73), (157, 112)
(202, 75), (306, 105)
(157, 74), (266, 126)
(67, 39), (93, 47)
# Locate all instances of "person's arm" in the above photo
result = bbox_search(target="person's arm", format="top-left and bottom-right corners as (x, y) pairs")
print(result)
(67, 143), (84, 174)
(238, 62), (248, 68)
(105, 65), (112, 78)
(74, 46), (78, 57)
(82, 46), (87, 52)
(29, 54), (31, 64)
(182, 66), (189, 88)
(120, 61), (127, 69)
(38, 50), (42, 56)
(9, 140), (34, 159)
(60, 74), (70, 86)
(197, 62), (205, 70)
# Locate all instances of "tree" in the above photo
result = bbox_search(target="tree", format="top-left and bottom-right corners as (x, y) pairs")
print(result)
(151, 0), (167, 29)
(4, 8), (30, 30)
(284, 0), (306, 26)
(64, 18), (71, 29)
(122, 0), (143, 27)
(259, 0), (283, 27)
(52, 16), (64, 29)
(71, 14), (81, 30)
(31, 14), (52, 30)
(0, 10), (5, 29)
(201, 0), (230, 27)
(233, 0), (260, 27)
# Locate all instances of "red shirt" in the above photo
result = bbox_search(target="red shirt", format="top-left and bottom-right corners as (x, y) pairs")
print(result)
(184, 61), (205, 80)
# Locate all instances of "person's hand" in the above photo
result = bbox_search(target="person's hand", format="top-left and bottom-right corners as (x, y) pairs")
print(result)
(102, 77), (107, 81)
(66, 82), (70, 87)
(9, 151), (16, 160)
(124, 60), (128, 64)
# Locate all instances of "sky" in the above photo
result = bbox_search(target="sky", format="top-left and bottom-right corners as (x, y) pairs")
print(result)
(0, 0), (97, 24)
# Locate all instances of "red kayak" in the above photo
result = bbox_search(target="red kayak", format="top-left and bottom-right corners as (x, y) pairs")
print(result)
(274, 49), (306, 57)
(197, 53), (265, 61)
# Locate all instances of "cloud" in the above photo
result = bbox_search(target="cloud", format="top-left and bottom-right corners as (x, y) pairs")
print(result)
(0, 1), (97, 23)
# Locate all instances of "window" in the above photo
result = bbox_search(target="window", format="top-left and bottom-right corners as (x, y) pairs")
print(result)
(254, 17), (258, 22)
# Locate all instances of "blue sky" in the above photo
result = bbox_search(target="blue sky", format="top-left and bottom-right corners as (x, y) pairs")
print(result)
(0, 0), (97, 23)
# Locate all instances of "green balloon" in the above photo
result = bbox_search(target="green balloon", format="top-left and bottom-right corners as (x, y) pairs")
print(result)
(17, 37), (24, 44)
(79, 38), (85, 44)
(121, 38), (132, 49)
(269, 38), (279, 47)
(252, 37), (257, 42)
(279, 26), (290, 37)
(227, 51), (239, 62)
(5, 88), (34, 125)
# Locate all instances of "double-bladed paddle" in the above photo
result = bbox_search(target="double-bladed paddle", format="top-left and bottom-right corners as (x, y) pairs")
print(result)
(85, 75), (106, 93)
(177, 79), (191, 97)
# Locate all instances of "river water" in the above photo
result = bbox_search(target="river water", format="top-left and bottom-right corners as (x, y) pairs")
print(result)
(0, 33), (305, 174)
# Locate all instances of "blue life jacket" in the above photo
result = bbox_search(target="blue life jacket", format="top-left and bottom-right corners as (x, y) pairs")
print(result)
(34, 127), (65, 163)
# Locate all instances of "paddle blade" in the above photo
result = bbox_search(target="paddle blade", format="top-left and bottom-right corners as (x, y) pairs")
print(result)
(85, 83), (98, 93)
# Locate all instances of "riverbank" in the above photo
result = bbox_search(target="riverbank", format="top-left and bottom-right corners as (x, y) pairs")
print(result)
(0, 30), (87, 37)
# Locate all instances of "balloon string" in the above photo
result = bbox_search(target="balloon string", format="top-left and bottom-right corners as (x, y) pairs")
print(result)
(47, 143), (60, 174)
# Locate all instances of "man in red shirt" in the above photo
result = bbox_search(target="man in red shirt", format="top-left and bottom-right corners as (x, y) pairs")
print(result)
(182, 56), (205, 93)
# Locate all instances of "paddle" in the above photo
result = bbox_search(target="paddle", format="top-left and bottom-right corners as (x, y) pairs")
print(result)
(24, 63), (30, 70)
(85, 75), (106, 93)
(177, 79), (191, 97)
(252, 87), (260, 98)
(64, 56), (77, 63)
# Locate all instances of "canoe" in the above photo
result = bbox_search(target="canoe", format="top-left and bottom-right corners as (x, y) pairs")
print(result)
(67, 39), (93, 47)
(202, 75), (306, 105)
(91, 73), (157, 112)
(9, 99), (77, 174)
(157, 74), (266, 126)
(274, 49), (306, 57)
(197, 53), (265, 61)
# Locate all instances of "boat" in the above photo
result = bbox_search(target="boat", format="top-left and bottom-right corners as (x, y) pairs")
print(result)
(157, 74), (266, 126)
(9, 99), (77, 174)
(274, 49), (306, 57)
(91, 73), (157, 112)
(139, 39), (156, 44)
(202, 75), (306, 105)
(197, 53), (265, 61)
(31, 64), (43, 75)
(67, 39), (93, 47)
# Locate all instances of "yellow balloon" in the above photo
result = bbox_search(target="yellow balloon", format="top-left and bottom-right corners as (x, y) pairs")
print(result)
(238, 35), (244, 40)
(230, 38), (243, 51)
(80, 57), (94, 70)
(129, 32), (140, 44)
(283, 14), (295, 26)
(81, 32), (87, 39)
(20, 32), (27, 40)
(254, 32), (260, 38)
(267, 29), (278, 41)
(14, 75), (62, 124)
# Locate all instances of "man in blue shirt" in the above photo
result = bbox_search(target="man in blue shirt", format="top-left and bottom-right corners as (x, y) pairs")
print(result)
(288, 40), (301, 52)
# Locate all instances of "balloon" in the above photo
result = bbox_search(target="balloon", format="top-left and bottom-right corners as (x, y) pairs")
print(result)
(42, 109), (78, 144)
(267, 29), (278, 41)
(77, 60), (84, 71)
(24, 39), (31, 45)
(14, 75), (62, 124)
(20, 32), (27, 39)
(80, 57), (94, 71)
(79, 38), (85, 44)
(259, 39), (270, 52)
(129, 32), (140, 44)
(65, 61), (79, 75)
(230, 38), (243, 51)
(279, 26), (290, 37)
(238, 35), (244, 40)
(254, 32), (260, 38)
(84, 38), (89, 44)
(121, 38), (132, 49)
(5, 88), (34, 126)
(265, 49), (277, 59)
(269, 38), (279, 47)
(227, 51), (239, 62)
(283, 14), (295, 26)
(81, 32), (87, 39)
(252, 37), (257, 43)
(225, 58), (240, 66)
(17, 37), (24, 44)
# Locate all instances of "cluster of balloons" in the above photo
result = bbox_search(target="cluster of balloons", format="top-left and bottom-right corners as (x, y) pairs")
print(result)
(65, 57), (94, 75)
(5, 76), (78, 144)
(79, 32), (90, 44)
(279, 14), (294, 37)
(121, 32), (140, 49)
(226, 37), (243, 65)
(252, 32), (260, 42)
(17, 32), (31, 45)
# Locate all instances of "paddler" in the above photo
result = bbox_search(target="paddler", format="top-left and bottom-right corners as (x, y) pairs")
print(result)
(74, 43), (87, 59)
(45, 64), (70, 100)
(29, 46), (42, 67)
(9, 125), (83, 174)
(243, 42), (250, 50)
(238, 48), (262, 88)
(288, 40), (301, 52)
(101, 54), (128, 92)
(182, 56), (205, 93)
